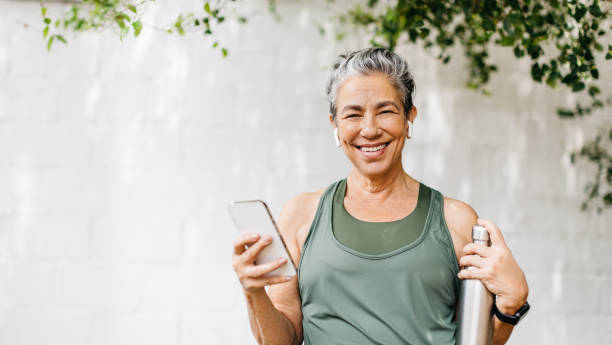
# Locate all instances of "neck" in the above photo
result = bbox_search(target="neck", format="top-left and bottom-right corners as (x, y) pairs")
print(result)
(346, 162), (417, 200)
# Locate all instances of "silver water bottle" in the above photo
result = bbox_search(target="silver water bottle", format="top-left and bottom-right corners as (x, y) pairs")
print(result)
(456, 225), (494, 345)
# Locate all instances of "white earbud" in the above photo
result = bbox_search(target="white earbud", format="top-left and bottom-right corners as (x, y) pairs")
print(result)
(334, 128), (341, 147)
(407, 121), (413, 139)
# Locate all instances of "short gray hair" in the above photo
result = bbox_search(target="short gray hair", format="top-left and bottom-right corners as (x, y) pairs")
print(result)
(326, 47), (416, 119)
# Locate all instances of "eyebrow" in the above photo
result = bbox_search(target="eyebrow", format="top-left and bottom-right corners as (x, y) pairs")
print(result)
(340, 100), (400, 114)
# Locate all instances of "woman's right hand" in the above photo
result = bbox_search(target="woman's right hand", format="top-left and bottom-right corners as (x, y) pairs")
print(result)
(232, 232), (293, 294)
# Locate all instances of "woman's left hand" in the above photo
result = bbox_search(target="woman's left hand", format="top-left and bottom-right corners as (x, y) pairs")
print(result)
(457, 218), (529, 314)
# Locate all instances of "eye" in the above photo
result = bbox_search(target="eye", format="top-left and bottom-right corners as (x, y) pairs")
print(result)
(345, 114), (361, 118)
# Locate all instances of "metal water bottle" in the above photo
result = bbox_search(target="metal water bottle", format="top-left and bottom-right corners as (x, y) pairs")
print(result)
(456, 225), (494, 345)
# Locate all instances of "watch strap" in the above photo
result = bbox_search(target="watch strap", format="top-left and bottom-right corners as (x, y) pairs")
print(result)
(492, 301), (530, 325)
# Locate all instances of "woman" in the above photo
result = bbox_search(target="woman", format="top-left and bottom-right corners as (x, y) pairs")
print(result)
(232, 48), (529, 345)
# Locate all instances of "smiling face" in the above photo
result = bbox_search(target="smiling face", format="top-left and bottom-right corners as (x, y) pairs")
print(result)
(330, 72), (416, 178)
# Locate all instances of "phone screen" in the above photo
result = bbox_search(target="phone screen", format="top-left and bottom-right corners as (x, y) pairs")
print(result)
(228, 200), (296, 277)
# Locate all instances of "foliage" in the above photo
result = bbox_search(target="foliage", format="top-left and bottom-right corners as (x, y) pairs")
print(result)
(39, 0), (257, 57)
(570, 129), (612, 212)
(332, 0), (612, 210)
(36, 0), (612, 210)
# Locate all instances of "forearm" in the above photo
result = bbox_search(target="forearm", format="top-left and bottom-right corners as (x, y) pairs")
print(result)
(491, 299), (523, 345)
(491, 316), (513, 345)
(244, 289), (298, 345)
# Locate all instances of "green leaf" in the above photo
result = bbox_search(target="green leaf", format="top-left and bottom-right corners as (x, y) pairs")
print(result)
(573, 4), (587, 21)
(603, 192), (612, 206)
(237, 16), (247, 24)
(572, 82), (585, 92)
(500, 36), (515, 46)
(562, 73), (578, 84)
(221, 47), (228, 57)
(557, 109), (575, 118)
(43, 26), (49, 38)
(128, 4), (137, 14)
(44, 17), (51, 24)
(55, 34), (67, 45)
(531, 63), (544, 82)
(47, 35), (55, 51)
(513, 45), (525, 58)
(606, 52), (612, 60)
(115, 13), (131, 23)
(588, 85), (600, 96)
(589, 3), (602, 17)
(41, 6), (47, 17)
(132, 20), (142, 37)
(212, 41), (218, 48)
(204, 2), (211, 14)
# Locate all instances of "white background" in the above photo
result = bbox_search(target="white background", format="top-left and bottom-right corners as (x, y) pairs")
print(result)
(0, 0), (611, 344)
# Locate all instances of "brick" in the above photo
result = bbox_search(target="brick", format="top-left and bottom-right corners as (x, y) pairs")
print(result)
(0, 307), (92, 345)
(0, 122), (90, 169)
(0, 261), (55, 308)
(56, 262), (143, 310)
(89, 122), (181, 170)
(92, 311), (178, 345)
(92, 200), (182, 263)
(141, 265), (179, 310)
(7, 28), (98, 80)
(0, 78), (58, 121)
(182, 310), (256, 345)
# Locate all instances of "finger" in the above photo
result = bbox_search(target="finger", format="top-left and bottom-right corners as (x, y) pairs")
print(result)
(242, 235), (273, 263)
(459, 254), (487, 269)
(457, 267), (491, 281)
(462, 243), (493, 258)
(477, 218), (506, 246)
(244, 257), (288, 278)
(242, 275), (293, 290)
(233, 232), (261, 255)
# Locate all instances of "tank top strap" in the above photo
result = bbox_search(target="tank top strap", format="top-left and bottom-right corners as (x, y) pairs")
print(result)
(297, 180), (341, 273)
(427, 186), (462, 291)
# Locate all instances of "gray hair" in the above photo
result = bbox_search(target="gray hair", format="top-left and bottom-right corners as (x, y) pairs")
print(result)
(326, 47), (416, 119)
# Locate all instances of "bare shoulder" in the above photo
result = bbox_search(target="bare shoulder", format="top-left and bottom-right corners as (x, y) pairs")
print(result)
(442, 196), (479, 255)
(276, 187), (326, 266)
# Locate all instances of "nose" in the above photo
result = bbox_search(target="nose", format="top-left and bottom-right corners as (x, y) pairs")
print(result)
(360, 113), (381, 139)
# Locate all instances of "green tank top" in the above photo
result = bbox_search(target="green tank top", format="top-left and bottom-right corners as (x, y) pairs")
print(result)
(332, 178), (431, 255)
(298, 179), (460, 345)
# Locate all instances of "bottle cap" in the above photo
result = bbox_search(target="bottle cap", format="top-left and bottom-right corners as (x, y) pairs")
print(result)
(472, 225), (489, 242)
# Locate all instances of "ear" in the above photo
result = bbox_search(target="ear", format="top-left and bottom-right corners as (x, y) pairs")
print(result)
(329, 113), (336, 128)
(406, 106), (417, 138)
(408, 105), (417, 123)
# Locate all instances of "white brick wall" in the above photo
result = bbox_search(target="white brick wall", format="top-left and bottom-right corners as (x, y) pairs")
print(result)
(0, 0), (611, 344)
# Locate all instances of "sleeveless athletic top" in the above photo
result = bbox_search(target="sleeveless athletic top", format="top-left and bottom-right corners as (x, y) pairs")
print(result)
(298, 180), (460, 345)
(332, 178), (431, 255)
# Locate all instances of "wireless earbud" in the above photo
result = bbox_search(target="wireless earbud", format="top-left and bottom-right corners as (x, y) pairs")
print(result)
(407, 121), (413, 139)
(334, 128), (341, 147)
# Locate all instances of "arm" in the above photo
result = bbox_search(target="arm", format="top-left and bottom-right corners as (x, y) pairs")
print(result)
(232, 192), (320, 345)
(444, 199), (529, 345)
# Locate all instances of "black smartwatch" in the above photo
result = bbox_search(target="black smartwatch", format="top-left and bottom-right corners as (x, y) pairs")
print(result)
(492, 300), (530, 325)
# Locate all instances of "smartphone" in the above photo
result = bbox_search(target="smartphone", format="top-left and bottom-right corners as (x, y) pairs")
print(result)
(228, 200), (296, 277)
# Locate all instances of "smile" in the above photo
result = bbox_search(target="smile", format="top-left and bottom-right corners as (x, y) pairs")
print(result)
(357, 142), (389, 153)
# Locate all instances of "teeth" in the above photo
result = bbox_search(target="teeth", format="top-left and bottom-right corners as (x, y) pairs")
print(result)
(360, 143), (387, 152)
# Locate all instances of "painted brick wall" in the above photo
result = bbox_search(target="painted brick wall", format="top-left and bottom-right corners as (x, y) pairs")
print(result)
(0, 0), (611, 344)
